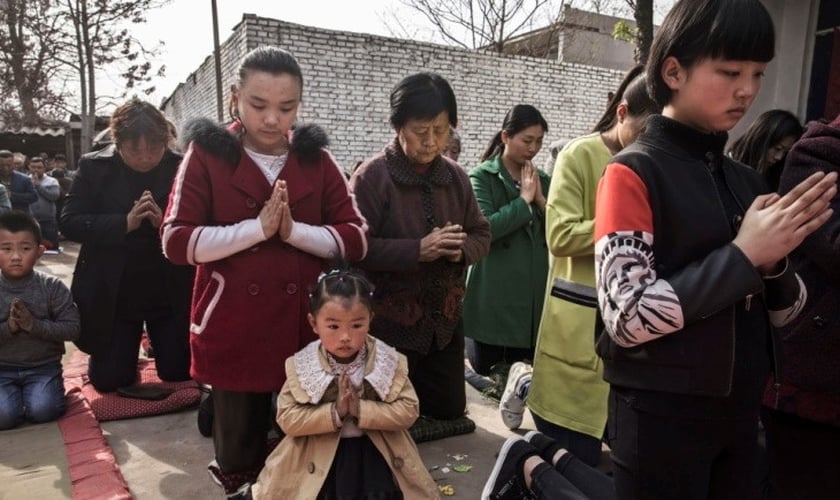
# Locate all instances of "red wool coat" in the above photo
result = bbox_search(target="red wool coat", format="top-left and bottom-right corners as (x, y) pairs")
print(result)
(162, 121), (367, 391)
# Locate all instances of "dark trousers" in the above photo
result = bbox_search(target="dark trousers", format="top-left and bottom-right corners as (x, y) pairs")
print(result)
(465, 337), (534, 375)
(761, 407), (840, 500)
(531, 453), (616, 500)
(608, 389), (758, 500)
(88, 312), (190, 393)
(212, 389), (272, 474)
(403, 325), (466, 420)
(533, 412), (603, 468)
(37, 217), (59, 248)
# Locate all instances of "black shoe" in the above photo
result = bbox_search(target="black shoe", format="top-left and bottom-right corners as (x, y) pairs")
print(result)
(198, 386), (213, 437)
(482, 436), (537, 500)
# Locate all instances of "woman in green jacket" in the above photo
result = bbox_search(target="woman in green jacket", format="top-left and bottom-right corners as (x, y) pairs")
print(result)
(527, 66), (659, 466)
(464, 105), (550, 376)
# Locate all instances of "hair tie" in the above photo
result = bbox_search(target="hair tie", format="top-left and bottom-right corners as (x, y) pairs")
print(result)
(317, 268), (346, 285)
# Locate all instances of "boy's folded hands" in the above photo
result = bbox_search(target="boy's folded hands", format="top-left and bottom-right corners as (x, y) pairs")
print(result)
(8, 298), (33, 334)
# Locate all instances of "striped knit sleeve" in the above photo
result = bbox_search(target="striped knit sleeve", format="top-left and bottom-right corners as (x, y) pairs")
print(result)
(594, 163), (684, 348)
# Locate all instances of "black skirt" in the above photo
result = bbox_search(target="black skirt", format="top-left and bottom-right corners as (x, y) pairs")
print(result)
(318, 435), (403, 500)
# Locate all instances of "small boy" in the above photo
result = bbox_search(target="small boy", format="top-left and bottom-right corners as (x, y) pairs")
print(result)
(0, 211), (79, 430)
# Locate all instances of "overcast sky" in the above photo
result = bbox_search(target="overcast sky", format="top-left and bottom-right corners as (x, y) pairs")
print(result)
(125, 0), (405, 106)
(114, 0), (669, 108)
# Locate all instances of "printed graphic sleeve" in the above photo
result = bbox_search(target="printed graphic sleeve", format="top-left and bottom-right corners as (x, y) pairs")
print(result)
(595, 163), (685, 347)
(595, 163), (769, 348)
(760, 258), (807, 327)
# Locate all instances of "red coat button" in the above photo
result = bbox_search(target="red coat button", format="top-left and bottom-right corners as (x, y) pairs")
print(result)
(247, 284), (260, 295)
(286, 283), (298, 294)
(246, 198), (257, 209)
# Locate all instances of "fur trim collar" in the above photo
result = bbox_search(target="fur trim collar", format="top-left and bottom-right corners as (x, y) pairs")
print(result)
(181, 118), (330, 166)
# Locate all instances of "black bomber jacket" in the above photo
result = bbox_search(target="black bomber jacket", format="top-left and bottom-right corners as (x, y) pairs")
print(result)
(595, 116), (802, 397)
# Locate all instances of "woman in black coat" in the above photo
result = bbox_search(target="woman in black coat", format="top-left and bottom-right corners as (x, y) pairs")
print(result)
(60, 98), (194, 392)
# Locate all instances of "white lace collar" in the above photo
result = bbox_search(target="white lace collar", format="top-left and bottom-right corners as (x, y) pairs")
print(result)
(293, 337), (401, 403)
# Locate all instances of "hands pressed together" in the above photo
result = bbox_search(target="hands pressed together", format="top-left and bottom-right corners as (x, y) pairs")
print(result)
(334, 373), (360, 421)
(733, 171), (838, 274)
(7, 298), (33, 334)
(259, 180), (294, 240)
(518, 161), (546, 210)
(126, 190), (163, 232)
(420, 221), (467, 263)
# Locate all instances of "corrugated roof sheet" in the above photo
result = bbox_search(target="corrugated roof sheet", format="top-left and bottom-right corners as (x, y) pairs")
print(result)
(1, 127), (66, 137)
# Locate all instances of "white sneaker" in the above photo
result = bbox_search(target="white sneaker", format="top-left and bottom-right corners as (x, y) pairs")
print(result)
(499, 361), (533, 430)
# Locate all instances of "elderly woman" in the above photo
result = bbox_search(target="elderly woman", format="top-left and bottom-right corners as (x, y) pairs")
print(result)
(350, 72), (491, 421)
(60, 98), (194, 393)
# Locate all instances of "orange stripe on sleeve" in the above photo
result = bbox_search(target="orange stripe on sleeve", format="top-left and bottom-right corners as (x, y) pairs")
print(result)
(595, 163), (652, 240)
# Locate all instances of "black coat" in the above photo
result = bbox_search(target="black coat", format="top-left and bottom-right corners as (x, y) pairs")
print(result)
(59, 145), (194, 355)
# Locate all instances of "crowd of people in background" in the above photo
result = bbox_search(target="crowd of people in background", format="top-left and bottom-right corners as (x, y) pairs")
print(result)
(0, 149), (74, 253)
(1, 0), (839, 499)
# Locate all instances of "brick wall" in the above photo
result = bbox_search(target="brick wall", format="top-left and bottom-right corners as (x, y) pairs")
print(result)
(162, 15), (626, 172)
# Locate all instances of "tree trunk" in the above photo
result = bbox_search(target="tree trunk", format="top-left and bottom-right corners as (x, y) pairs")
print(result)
(83, 1), (96, 156)
(633, 0), (653, 64)
(4, 0), (40, 125)
(79, 0), (94, 155)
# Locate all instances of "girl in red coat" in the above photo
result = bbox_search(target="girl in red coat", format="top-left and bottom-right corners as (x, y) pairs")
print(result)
(162, 47), (368, 498)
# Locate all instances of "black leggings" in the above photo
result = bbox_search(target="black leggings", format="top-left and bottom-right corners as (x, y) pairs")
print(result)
(608, 389), (758, 500)
(532, 412), (604, 468)
(531, 453), (615, 500)
(212, 389), (272, 474)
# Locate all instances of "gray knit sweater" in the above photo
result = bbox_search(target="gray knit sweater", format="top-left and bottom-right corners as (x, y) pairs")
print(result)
(0, 270), (80, 367)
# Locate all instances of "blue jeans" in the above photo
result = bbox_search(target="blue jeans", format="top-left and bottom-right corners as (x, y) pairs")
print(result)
(0, 361), (66, 430)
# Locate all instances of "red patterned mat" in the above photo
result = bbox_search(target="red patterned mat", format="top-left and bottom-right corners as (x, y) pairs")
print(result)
(57, 390), (131, 499)
(65, 350), (201, 422)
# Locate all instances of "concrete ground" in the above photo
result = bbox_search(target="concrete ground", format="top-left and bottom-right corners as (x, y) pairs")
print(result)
(28, 241), (598, 499)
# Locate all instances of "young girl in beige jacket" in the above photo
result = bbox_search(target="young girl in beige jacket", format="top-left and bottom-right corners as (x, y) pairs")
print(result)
(252, 269), (439, 500)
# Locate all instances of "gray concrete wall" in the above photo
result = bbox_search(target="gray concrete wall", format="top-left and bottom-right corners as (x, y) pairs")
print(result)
(163, 15), (626, 172)
(730, 0), (820, 142)
(558, 7), (638, 71)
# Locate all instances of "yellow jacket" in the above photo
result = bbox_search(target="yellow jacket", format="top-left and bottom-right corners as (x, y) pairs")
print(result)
(529, 133), (611, 439)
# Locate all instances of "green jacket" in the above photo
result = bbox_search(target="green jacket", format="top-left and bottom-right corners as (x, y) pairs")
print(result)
(463, 155), (550, 348)
(529, 133), (611, 438)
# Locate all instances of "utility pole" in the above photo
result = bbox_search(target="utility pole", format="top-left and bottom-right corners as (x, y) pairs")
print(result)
(212, 0), (224, 122)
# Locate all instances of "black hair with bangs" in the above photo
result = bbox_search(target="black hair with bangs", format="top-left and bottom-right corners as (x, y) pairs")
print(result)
(389, 72), (458, 129)
(647, 0), (776, 108)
